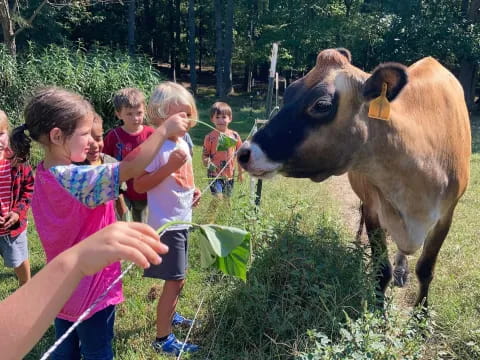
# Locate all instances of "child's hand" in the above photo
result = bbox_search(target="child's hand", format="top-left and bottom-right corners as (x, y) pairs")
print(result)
(192, 187), (201, 207)
(72, 222), (168, 277)
(167, 149), (188, 172)
(2, 212), (19, 229)
(207, 160), (217, 173)
(163, 112), (190, 137)
(115, 194), (128, 218)
(237, 172), (244, 183)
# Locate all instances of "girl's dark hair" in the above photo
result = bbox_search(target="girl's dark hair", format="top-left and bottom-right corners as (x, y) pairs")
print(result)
(10, 87), (93, 163)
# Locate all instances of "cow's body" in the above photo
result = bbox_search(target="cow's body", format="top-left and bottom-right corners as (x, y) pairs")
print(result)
(238, 49), (471, 306)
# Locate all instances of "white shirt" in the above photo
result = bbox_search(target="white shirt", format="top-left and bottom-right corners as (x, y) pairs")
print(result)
(146, 139), (195, 231)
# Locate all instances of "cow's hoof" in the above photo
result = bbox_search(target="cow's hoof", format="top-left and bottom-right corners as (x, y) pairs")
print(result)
(393, 266), (409, 287)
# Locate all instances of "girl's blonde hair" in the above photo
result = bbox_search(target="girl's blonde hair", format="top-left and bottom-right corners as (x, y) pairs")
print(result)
(147, 82), (198, 128)
(0, 109), (9, 129)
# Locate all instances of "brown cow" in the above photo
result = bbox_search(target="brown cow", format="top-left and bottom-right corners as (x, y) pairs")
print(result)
(237, 48), (471, 307)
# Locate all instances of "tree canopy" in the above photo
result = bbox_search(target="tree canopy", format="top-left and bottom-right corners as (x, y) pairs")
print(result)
(1, 0), (479, 106)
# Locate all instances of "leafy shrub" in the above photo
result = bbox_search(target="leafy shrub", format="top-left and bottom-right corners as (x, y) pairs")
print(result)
(0, 42), (163, 131)
(200, 205), (379, 359)
(300, 304), (432, 360)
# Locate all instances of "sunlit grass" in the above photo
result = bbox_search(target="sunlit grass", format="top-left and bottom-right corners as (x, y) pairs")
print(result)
(1, 97), (479, 359)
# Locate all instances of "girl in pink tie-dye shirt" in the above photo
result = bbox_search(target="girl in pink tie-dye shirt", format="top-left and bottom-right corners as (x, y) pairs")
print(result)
(9, 87), (190, 360)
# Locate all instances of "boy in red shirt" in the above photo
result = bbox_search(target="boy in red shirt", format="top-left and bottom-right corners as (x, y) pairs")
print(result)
(103, 88), (154, 222)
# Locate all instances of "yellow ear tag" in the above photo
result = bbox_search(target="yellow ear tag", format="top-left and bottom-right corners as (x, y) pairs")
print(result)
(368, 82), (390, 120)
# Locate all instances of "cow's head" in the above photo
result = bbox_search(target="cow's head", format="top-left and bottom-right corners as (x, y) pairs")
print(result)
(238, 48), (408, 182)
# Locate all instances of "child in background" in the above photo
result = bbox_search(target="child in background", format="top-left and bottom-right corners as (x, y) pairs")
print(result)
(103, 88), (154, 222)
(134, 82), (200, 355)
(9, 87), (189, 359)
(76, 112), (128, 219)
(202, 102), (243, 199)
(0, 110), (34, 286)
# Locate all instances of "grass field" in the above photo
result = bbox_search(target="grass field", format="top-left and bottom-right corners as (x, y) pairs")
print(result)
(1, 93), (479, 359)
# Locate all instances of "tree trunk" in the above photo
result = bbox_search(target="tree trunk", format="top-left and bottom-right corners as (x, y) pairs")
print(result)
(0, 0), (16, 56)
(215, 0), (224, 97)
(128, 0), (136, 55)
(169, 0), (176, 79)
(458, 59), (478, 111)
(174, 0), (181, 77)
(198, 16), (203, 72)
(223, 0), (234, 95)
(0, 0), (48, 57)
(188, 0), (197, 94)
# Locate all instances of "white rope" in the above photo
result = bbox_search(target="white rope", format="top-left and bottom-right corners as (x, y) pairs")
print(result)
(39, 262), (136, 360)
(176, 293), (205, 360)
(40, 121), (258, 359)
(176, 123), (258, 358)
(204, 296), (228, 360)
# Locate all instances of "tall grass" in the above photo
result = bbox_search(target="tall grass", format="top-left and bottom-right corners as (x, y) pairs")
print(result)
(0, 43), (163, 130)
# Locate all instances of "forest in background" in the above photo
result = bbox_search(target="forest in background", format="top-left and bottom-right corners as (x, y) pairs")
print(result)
(1, 0), (480, 106)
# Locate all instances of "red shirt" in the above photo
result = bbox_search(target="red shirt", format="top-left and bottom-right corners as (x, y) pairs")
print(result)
(103, 125), (154, 201)
(0, 157), (34, 236)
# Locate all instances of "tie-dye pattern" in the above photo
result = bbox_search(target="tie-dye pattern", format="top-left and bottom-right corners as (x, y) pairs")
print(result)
(49, 164), (120, 208)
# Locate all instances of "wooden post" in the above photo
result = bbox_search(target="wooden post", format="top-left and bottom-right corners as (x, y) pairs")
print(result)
(255, 43), (278, 207)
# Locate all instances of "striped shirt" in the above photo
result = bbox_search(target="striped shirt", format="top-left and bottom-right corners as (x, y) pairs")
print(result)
(0, 159), (12, 235)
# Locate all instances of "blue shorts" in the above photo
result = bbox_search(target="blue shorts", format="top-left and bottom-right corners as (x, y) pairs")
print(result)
(0, 230), (28, 268)
(144, 229), (189, 281)
(52, 305), (116, 360)
(209, 178), (234, 197)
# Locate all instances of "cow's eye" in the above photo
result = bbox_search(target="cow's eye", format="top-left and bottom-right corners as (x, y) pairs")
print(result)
(314, 100), (332, 113)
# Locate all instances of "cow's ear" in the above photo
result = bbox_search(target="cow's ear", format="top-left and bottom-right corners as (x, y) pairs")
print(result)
(362, 63), (408, 102)
(335, 48), (352, 63)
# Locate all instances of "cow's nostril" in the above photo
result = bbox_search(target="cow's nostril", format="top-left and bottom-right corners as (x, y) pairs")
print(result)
(237, 148), (251, 165)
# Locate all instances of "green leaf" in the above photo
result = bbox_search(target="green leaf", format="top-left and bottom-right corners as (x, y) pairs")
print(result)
(216, 134), (237, 151)
(215, 238), (250, 282)
(196, 224), (251, 281)
(157, 222), (251, 281)
(197, 224), (250, 257)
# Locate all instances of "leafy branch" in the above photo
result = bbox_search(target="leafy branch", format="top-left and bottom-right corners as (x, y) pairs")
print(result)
(157, 221), (251, 281)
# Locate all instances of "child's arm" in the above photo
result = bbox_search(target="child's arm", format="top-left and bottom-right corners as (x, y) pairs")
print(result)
(202, 136), (211, 167)
(115, 194), (128, 218)
(0, 222), (167, 360)
(134, 149), (187, 193)
(3, 164), (34, 229)
(119, 113), (189, 183)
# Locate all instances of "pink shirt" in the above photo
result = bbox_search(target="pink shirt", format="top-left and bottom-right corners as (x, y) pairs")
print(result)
(32, 162), (123, 321)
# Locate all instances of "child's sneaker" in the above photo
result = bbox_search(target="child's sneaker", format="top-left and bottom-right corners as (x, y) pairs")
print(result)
(172, 312), (194, 328)
(152, 333), (200, 356)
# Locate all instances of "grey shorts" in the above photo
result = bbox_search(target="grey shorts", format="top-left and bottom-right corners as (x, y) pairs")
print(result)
(0, 230), (28, 268)
(144, 229), (189, 280)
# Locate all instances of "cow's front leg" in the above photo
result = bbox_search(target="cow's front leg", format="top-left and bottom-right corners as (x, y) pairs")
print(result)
(363, 204), (392, 305)
(415, 212), (453, 308)
(393, 251), (409, 287)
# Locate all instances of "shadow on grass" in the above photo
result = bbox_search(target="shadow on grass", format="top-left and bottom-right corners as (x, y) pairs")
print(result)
(471, 115), (480, 154)
(199, 221), (376, 360)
